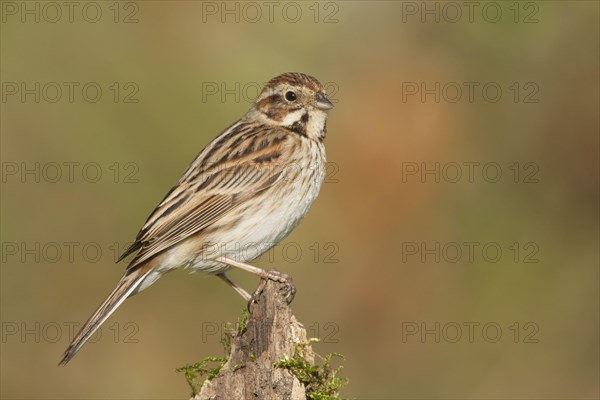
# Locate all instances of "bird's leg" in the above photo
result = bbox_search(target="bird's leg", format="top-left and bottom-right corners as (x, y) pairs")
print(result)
(216, 272), (251, 302)
(216, 256), (296, 304)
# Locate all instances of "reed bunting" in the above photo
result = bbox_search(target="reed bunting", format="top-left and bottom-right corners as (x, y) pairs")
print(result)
(59, 73), (334, 365)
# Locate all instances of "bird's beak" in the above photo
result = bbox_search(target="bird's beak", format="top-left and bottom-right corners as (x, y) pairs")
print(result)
(315, 92), (334, 110)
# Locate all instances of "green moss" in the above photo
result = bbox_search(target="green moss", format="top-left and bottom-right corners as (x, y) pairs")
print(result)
(274, 338), (348, 400)
(237, 308), (249, 333)
(176, 310), (248, 397)
(176, 356), (228, 397)
(220, 322), (234, 355)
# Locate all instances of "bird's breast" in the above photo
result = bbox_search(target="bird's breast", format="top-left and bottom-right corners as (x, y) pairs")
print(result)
(191, 140), (326, 271)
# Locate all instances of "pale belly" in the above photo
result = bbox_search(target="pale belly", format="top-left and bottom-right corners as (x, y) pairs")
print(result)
(156, 154), (326, 275)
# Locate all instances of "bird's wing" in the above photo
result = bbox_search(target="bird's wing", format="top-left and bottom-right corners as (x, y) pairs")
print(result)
(120, 125), (292, 272)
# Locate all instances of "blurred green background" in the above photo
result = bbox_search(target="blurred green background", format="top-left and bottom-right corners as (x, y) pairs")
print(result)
(1, 1), (598, 399)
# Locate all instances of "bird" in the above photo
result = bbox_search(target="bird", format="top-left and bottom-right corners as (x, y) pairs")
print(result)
(59, 72), (334, 365)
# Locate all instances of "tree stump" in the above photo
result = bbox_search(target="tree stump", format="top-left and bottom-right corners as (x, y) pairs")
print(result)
(195, 278), (314, 399)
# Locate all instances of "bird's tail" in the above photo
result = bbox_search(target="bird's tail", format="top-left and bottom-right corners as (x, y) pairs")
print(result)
(58, 269), (151, 365)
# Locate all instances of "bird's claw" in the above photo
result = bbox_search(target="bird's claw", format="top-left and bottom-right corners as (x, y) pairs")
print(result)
(247, 269), (296, 311)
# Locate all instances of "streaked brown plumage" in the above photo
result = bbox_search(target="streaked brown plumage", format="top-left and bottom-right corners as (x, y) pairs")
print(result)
(59, 73), (334, 365)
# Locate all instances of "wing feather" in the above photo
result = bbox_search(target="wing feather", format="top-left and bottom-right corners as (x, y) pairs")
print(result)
(120, 123), (290, 271)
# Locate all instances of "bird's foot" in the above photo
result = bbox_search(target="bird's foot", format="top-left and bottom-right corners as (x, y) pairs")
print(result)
(247, 269), (296, 310)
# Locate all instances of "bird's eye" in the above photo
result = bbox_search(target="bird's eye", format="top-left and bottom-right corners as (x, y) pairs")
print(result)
(285, 91), (297, 102)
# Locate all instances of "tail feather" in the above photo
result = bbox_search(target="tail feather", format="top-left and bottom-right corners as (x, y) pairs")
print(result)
(59, 270), (150, 365)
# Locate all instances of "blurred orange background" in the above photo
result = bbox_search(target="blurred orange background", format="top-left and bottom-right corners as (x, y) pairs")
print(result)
(1, 1), (598, 399)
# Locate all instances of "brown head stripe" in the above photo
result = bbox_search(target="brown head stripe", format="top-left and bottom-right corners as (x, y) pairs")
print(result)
(262, 72), (324, 93)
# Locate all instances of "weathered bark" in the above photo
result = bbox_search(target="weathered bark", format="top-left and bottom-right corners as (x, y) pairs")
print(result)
(195, 279), (314, 399)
